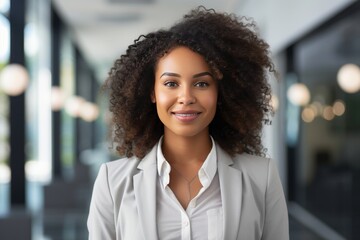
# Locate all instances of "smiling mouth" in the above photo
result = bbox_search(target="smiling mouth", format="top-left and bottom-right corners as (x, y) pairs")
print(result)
(172, 112), (201, 122)
(173, 113), (199, 117)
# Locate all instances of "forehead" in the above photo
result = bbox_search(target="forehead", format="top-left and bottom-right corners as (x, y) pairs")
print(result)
(155, 46), (210, 74)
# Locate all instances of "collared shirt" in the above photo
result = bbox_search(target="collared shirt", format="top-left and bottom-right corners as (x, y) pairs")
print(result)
(156, 137), (223, 240)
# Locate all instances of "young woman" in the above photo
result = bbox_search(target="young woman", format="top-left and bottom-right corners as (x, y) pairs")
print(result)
(88, 7), (289, 240)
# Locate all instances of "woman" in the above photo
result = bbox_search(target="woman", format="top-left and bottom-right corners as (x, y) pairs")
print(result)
(88, 6), (289, 240)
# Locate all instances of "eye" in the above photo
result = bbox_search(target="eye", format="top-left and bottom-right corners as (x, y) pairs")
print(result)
(164, 81), (178, 88)
(194, 81), (209, 88)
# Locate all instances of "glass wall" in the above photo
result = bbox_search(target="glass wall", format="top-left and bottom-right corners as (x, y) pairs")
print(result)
(0, 0), (10, 215)
(59, 29), (76, 176)
(25, 0), (52, 185)
(288, 4), (360, 239)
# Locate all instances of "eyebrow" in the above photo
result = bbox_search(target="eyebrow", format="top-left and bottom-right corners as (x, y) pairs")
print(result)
(160, 71), (214, 79)
(193, 72), (214, 78)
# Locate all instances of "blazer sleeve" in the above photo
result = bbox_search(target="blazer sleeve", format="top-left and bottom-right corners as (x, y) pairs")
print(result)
(262, 159), (289, 240)
(87, 164), (117, 240)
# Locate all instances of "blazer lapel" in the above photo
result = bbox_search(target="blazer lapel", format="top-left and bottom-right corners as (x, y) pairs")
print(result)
(133, 145), (158, 240)
(216, 145), (243, 240)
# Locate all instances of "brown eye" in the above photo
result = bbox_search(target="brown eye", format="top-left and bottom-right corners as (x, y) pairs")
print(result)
(194, 82), (209, 88)
(164, 81), (178, 88)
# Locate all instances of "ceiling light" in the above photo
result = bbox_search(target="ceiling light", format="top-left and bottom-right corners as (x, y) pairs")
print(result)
(65, 96), (85, 117)
(302, 107), (315, 123)
(270, 94), (279, 111)
(0, 64), (29, 96)
(80, 102), (99, 122)
(323, 106), (335, 121)
(287, 83), (310, 106)
(333, 100), (345, 116)
(337, 63), (360, 93)
(51, 87), (66, 111)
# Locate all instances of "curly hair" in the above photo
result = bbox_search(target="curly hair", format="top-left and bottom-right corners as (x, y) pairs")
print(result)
(105, 6), (274, 159)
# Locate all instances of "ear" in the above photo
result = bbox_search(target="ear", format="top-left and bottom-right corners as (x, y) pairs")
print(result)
(150, 91), (156, 103)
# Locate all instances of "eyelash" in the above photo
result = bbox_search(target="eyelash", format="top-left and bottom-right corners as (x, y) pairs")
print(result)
(194, 82), (209, 88)
(163, 81), (210, 88)
(164, 81), (178, 88)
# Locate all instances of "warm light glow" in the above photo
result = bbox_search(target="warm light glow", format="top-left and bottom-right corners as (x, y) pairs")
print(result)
(333, 100), (346, 116)
(311, 101), (323, 116)
(308, 104), (319, 117)
(302, 107), (316, 123)
(25, 160), (51, 182)
(287, 83), (311, 106)
(270, 94), (279, 111)
(65, 96), (85, 117)
(0, 163), (10, 183)
(80, 102), (100, 122)
(323, 106), (335, 121)
(337, 64), (360, 93)
(51, 86), (66, 111)
(0, 64), (29, 96)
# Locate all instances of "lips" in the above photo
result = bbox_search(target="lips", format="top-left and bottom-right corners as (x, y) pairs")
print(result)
(172, 111), (201, 122)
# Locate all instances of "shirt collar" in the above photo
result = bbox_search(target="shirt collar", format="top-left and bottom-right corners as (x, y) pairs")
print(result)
(156, 136), (217, 189)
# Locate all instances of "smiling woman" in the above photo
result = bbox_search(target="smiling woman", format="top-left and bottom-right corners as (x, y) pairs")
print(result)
(88, 6), (289, 240)
(152, 46), (218, 140)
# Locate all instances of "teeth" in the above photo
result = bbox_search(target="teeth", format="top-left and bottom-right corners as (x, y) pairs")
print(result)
(175, 113), (198, 116)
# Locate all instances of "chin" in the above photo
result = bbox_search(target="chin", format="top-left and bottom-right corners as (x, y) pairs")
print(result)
(166, 126), (209, 138)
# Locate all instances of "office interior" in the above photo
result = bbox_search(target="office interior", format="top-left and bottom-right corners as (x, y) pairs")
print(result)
(0, 0), (359, 239)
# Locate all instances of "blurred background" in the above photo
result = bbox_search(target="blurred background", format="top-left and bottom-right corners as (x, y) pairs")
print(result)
(0, 0), (359, 239)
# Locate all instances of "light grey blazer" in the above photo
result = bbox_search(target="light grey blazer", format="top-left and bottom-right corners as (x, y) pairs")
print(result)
(87, 142), (289, 240)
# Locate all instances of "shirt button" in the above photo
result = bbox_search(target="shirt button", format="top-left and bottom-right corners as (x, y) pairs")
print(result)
(183, 221), (189, 227)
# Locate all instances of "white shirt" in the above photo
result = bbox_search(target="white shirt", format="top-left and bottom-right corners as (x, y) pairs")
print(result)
(156, 137), (223, 240)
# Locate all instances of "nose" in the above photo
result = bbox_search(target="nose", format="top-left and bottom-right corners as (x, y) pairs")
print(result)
(178, 86), (196, 105)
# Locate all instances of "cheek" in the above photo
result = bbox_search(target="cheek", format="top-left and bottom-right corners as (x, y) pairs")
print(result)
(156, 92), (168, 105)
(204, 92), (218, 111)
(154, 90), (174, 110)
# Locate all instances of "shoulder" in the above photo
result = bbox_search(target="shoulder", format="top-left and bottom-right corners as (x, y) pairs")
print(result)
(233, 153), (271, 174)
(97, 142), (158, 186)
(99, 156), (140, 186)
(231, 153), (278, 191)
(105, 156), (140, 174)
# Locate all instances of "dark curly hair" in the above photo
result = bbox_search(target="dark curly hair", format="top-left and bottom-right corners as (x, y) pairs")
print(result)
(105, 6), (274, 159)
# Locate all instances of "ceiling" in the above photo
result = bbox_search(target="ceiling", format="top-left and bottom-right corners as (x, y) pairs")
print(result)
(52, 0), (243, 82)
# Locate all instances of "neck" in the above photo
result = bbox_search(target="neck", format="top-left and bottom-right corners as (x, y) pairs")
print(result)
(162, 130), (212, 166)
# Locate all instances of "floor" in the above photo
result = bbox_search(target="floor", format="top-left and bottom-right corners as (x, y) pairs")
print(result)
(289, 216), (325, 240)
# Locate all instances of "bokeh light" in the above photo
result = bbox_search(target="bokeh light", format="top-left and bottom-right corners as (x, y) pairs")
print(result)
(0, 64), (29, 96)
(270, 94), (279, 111)
(337, 64), (360, 93)
(287, 83), (311, 106)
(333, 100), (345, 116)
(323, 106), (335, 121)
(51, 86), (66, 111)
(65, 96), (85, 117)
(80, 102), (99, 122)
(302, 107), (316, 123)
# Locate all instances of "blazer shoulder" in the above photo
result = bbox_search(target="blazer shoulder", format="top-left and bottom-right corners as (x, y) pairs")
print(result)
(100, 157), (140, 189)
(105, 156), (139, 173)
(232, 153), (273, 190)
(233, 153), (270, 171)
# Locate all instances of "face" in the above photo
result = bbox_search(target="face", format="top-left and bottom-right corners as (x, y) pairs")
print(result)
(152, 46), (218, 139)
